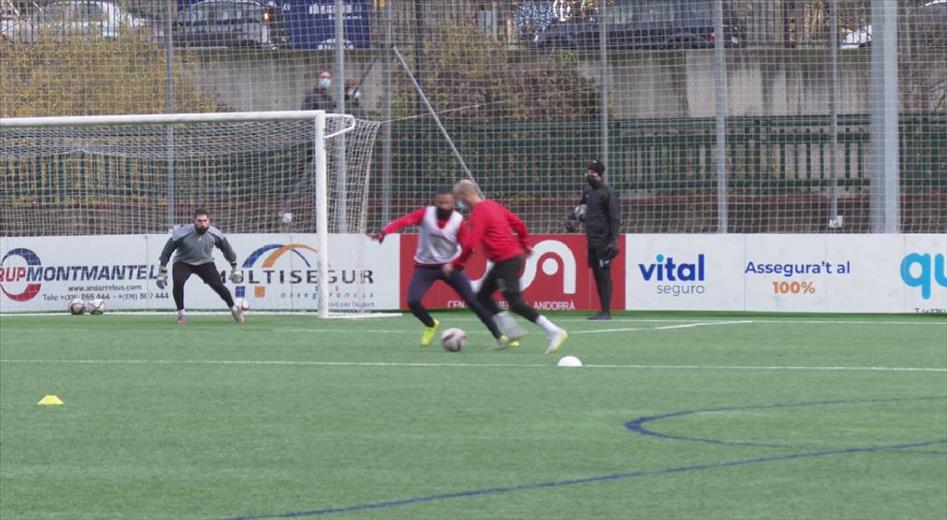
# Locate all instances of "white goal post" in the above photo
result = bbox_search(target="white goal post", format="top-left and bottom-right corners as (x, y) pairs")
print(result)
(0, 110), (386, 318)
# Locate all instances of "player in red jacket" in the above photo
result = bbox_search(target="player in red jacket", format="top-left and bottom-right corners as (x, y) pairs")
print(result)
(450, 179), (568, 354)
(371, 188), (517, 349)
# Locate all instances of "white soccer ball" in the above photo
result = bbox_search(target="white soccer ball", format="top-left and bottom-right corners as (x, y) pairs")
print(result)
(236, 298), (250, 311)
(441, 328), (467, 352)
(557, 355), (582, 368)
(573, 203), (587, 222)
(68, 298), (86, 315)
(86, 298), (106, 315)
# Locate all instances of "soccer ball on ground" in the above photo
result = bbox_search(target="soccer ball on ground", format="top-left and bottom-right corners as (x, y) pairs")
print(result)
(86, 298), (106, 315)
(236, 298), (250, 311)
(441, 328), (467, 352)
(68, 298), (86, 315)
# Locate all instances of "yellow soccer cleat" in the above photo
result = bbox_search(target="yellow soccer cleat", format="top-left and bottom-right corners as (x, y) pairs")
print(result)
(494, 335), (520, 350)
(420, 319), (441, 347)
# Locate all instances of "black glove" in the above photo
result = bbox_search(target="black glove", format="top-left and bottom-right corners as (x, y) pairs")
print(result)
(368, 231), (386, 243)
(605, 241), (619, 260)
(564, 217), (578, 232)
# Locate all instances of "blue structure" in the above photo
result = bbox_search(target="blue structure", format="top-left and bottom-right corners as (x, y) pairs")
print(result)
(177, 0), (371, 50)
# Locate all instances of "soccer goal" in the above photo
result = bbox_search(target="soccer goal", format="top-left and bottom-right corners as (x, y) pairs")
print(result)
(0, 110), (390, 318)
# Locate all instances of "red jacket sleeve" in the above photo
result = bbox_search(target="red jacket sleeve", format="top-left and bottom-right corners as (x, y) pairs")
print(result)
(505, 207), (530, 250)
(382, 208), (425, 235)
(455, 209), (482, 267)
(452, 220), (472, 267)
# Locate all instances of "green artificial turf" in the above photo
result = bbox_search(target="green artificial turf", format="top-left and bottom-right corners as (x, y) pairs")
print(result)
(1, 312), (945, 519)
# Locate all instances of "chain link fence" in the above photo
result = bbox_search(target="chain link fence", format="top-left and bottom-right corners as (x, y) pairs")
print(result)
(1, 0), (944, 236)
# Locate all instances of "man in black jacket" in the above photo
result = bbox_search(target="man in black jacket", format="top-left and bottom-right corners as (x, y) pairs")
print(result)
(301, 70), (335, 111)
(567, 160), (620, 320)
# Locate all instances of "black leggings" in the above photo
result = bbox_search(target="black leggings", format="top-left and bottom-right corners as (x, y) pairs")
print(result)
(172, 262), (234, 311)
(476, 255), (539, 323)
(588, 243), (613, 313)
(407, 267), (503, 338)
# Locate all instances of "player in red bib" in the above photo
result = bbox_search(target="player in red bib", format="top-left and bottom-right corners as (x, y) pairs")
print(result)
(371, 188), (517, 349)
(451, 180), (568, 354)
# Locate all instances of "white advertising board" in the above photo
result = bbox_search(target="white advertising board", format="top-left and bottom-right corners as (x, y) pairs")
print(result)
(742, 234), (897, 313)
(624, 234), (745, 311)
(0, 234), (400, 313)
(902, 234), (947, 314)
(625, 234), (946, 314)
(3, 233), (943, 314)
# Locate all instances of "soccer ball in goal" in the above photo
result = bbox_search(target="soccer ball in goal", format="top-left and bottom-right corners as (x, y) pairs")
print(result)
(68, 298), (86, 315)
(86, 298), (107, 315)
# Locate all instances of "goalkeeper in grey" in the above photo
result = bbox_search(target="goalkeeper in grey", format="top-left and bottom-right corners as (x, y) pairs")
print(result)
(156, 208), (245, 325)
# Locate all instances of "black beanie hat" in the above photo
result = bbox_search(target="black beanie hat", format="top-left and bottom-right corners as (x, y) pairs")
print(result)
(587, 159), (605, 175)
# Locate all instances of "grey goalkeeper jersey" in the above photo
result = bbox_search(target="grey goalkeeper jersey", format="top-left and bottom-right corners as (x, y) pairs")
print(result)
(159, 224), (237, 267)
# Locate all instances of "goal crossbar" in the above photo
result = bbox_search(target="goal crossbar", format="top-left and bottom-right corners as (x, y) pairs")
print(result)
(1, 110), (351, 131)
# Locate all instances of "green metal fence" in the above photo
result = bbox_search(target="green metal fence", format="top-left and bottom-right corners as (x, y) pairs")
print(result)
(382, 112), (946, 232)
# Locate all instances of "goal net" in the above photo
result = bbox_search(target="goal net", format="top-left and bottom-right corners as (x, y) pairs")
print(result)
(0, 111), (387, 317)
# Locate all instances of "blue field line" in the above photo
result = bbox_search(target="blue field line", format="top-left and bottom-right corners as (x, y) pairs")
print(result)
(626, 395), (947, 449)
(221, 439), (947, 520)
(222, 395), (947, 520)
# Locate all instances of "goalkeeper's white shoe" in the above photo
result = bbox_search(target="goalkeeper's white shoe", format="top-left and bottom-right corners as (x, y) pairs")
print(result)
(545, 328), (568, 355)
(231, 306), (245, 323)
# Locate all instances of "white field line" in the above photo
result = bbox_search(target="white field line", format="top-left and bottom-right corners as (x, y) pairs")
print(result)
(0, 358), (944, 373)
(281, 329), (416, 334)
(1, 313), (944, 327)
(652, 320), (755, 330)
(570, 327), (646, 334)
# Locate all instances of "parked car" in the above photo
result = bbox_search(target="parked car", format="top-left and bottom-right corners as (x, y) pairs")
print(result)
(841, 0), (946, 49)
(172, 0), (290, 49)
(530, 0), (744, 50)
(15, 1), (149, 43)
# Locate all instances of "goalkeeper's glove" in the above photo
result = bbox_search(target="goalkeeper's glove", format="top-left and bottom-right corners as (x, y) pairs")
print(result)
(573, 203), (587, 222)
(156, 266), (168, 289)
(564, 216), (578, 232)
(368, 230), (386, 243)
(605, 241), (620, 260)
(229, 266), (244, 284)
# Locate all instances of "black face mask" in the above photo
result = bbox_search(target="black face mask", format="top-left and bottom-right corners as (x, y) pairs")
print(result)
(436, 207), (453, 220)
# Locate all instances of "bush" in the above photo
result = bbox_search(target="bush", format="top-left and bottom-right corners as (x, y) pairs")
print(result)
(392, 23), (601, 123)
(0, 33), (220, 117)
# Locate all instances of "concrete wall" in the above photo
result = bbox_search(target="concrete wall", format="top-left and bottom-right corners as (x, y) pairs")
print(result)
(182, 48), (940, 118)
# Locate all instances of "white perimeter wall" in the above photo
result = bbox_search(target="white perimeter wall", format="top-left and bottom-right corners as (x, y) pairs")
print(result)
(624, 234), (946, 314)
(1, 233), (944, 314)
(0, 234), (400, 313)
